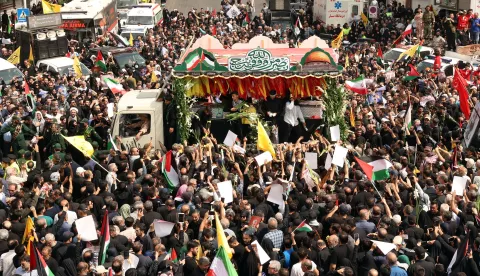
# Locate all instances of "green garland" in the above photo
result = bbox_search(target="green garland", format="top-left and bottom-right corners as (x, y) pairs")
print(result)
(321, 78), (348, 141)
(173, 78), (198, 143)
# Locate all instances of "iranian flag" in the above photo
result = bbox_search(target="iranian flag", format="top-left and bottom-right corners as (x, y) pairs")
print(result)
(162, 150), (180, 190)
(403, 64), (420, 81)
(355, 156), (393, 181)
(295, 219), (313, 232)
(98, 210), (110, 265)
(30, 242), (55, 276)
(345, 76), (368, 95)
(95, 51), (107, 72)
(186, 50), (205, 71)
(207, 246), (238, 276)
(104, 78), (126, 95)
(402, 21), (413, 37)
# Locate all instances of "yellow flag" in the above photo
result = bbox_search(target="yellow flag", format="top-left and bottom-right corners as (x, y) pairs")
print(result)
(42, 0), (61, 14)
(62, 135), (94, 157)
(26, 238), (33, 256)
(350, 106), (355, 127)
(215, 212), (233, 259)
(129, 33), (134, 46)
(151, 72), (158, 83)
(361, 13), (369, 25)
(29, 44), (34, 62)
(7, 46), (21, 65)
(396, 44), (419, 61)
(23, 217), (34, 244)
(73, 55), (83, 78)
(331, 30), (344, 49)
(257, 121), (276, 159)
(345, 54), (349, 68)
(196, 245), (204, 261)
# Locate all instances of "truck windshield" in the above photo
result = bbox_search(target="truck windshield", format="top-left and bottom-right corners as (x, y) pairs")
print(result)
(114, 52), (146, 68)
(58, 64), (91, 76)
(0, 68), (24, 84)
(127, 16), (153, 25)
(117, 0), (137, 8)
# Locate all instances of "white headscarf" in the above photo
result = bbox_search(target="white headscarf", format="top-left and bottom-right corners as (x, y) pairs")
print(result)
(33, 111), (45, 134)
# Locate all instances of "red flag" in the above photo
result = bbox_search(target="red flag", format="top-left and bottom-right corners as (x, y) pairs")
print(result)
(459, 68), (472, 80)
(211, 9), (217, 17)
(245, 13), (251, 23)
(98, 210), (110, 265)
(408, 64), (420, 77)
(392, 35), (403, 46)
(453, 68), (471, 120)
(165, 150), (172, 172)
(377, 47), (383, 58)
(354, 157), (374, 181)
(434, 55), (442, 70)
(24, 82), (31, 95)
(30, 241), (55, 276)
(211, 26), (217, 35)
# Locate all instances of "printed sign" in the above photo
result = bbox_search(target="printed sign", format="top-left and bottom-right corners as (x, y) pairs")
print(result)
(228, 48), (290, 72)
(17, 8), (30, 23)
(369, 6), (378, 18)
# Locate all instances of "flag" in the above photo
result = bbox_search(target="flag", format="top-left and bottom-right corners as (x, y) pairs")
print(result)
(29, 44), (34, 62)
(397, 44), (420, 61)
(331, 30), (344, 49)
(7, 16), (11, 34)
(24, 82), (31, 95)
(203, 52), (215, 68)
(107, 134), (118, 151)
(453, 68), (471, 120)
(168, 248), (178, 263)
(392, 35), (403, 46)
(211, 9), (217, 17)
(447, 228), (470, 275)
(104, 78), (126, 95)
(42, 0), (61, 13)
(95, 51), (107, 72)
(215, 212), (233, 259)
(186, 50), (205, 71)
(345, 54), (349, 68)
(294, 17), (303, 35)
(377, 47), (383, 58)
(150, 72), (158, 83)
(129, 33), (134, 46)
(98, 210), (110, 265)
(30, 242), (55, 276)
(62, 135), (94, 157)
(73, 55), (83, 78)
(404, 101), (412, 130)
(403, 64), (421, 81)
(350, 106), (355, 127)
(162, 150), (179, 189)
(403, 21), (413, 37)
(243, 13), (250, 26)
(345, 76), (368, 95)
(196, 245), (204, 261)
(257, 121), (276, 159)
(355, 156), (393, 181)
(207, 246), (238, 276)
(211, 25), (217, 35)
(7, 46), (21, 65)
(361, 13), (369, 25)
(23, 217), (34, 244)
(295, 219), (313, 232)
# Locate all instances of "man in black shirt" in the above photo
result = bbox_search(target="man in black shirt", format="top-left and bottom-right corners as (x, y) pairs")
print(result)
(183, 240), (200, 276)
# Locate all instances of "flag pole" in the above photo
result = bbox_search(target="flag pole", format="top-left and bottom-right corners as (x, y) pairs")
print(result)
(369, 180), (383, 200)
(292, 219), (306, 232)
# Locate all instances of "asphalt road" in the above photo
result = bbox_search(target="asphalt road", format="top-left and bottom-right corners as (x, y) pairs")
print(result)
(164, 0), (264, 17)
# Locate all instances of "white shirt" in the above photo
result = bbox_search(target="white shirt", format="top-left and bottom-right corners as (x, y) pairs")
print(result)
(120, 227), (136, 242)
(290, 260), (317, 276)
(14, 267), (38, 276)
(0, 250), (16, 276)
(54, 210), (78, 226)
(284, 104), (305, 127)
(106, 172), (117, 191)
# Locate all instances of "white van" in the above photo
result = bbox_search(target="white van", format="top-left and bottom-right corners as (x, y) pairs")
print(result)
(120, 26), (149, 41)
(383, 45), (434, 64)
(0, 58), (24, 84)
(124, 4), (162, 30)
(36, 57), (91, 79)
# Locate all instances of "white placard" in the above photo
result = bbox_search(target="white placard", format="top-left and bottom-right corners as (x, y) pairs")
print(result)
(75, 215), (98, 241)
(123, 253), (139, 269)
(217, 180), (234, 204)
(233, 144), (245, 154)
(325, 153), (333, 170)
(251, 240), (271, 264)
(371, 240), (396, 255)
(154, 220), (176, 237)
(330, 125), (340, 141)
(255, 151), (273, 166)
(223, 130), (237, 147)
(107, 103), (114, 118)
(452, 176), (467, 196)
(332, 146), (348, 168)
(305, 152), (318, 169)
(267, 184), (284, 206)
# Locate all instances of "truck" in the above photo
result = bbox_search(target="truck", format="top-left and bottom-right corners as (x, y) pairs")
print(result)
(123, 3), (163, 30)
(313, 0), (368, 27)
(60, 0), (118, 42)
(118, 0), (141, 27)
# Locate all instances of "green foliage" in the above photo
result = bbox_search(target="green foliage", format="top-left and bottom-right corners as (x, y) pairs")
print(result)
(321, 78), (348, 141)
(173, 78), (198, 143)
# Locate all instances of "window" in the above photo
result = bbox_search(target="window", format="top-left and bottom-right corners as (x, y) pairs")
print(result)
(119, 113), (151, 137)
(351, 5), (359, 16)
(114, 52), (146, 68)
(0, 68), (23, 85)
(127, 16), (154, 25)
(154, 12), (162, 24)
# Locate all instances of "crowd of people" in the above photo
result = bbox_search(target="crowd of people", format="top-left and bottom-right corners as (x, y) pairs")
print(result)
(0, 0), (478, 276)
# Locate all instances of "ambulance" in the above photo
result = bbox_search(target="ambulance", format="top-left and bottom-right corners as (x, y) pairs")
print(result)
(123, 3), (163, 30)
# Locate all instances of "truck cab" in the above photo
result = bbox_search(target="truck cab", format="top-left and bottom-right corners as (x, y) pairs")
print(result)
(111, 90), (164, 151)
(124, 4), (162, 30)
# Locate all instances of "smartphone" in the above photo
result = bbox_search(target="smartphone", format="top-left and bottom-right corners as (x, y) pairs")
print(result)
(178, 213), (185, 223)
(354, 233), (359, 242)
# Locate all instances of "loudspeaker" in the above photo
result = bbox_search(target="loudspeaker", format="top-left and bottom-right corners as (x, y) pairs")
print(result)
(57, 37), (68, 56)
(34, 40), (49, 60)
(48, 48), (59, 57)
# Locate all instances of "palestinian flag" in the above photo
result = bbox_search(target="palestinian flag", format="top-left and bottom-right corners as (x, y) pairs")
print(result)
(207, 246), (238, 276)
(162, 150), (179, 189)
(95, 51), (107, 72)
(104, 78), (126, 95)
(30, 241), (55, 276)
(295, 219), (313, 232)
(168, 248), (178, 263)
(98, 210), (110, 265)
(7, 16), (11, 34)
(345, 76), (368, 95)
(242, 13), (250, 26)
(403, 64), (420, 81)
(355, 156), (393, 181)
(186, 50), (205, 71)
(203, 52), (215, 68)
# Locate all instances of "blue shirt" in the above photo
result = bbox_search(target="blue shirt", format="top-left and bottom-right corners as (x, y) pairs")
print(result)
(472, 18), (480, 32)
(390, 265), (408, 276)
(283, 248), (294, 268)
